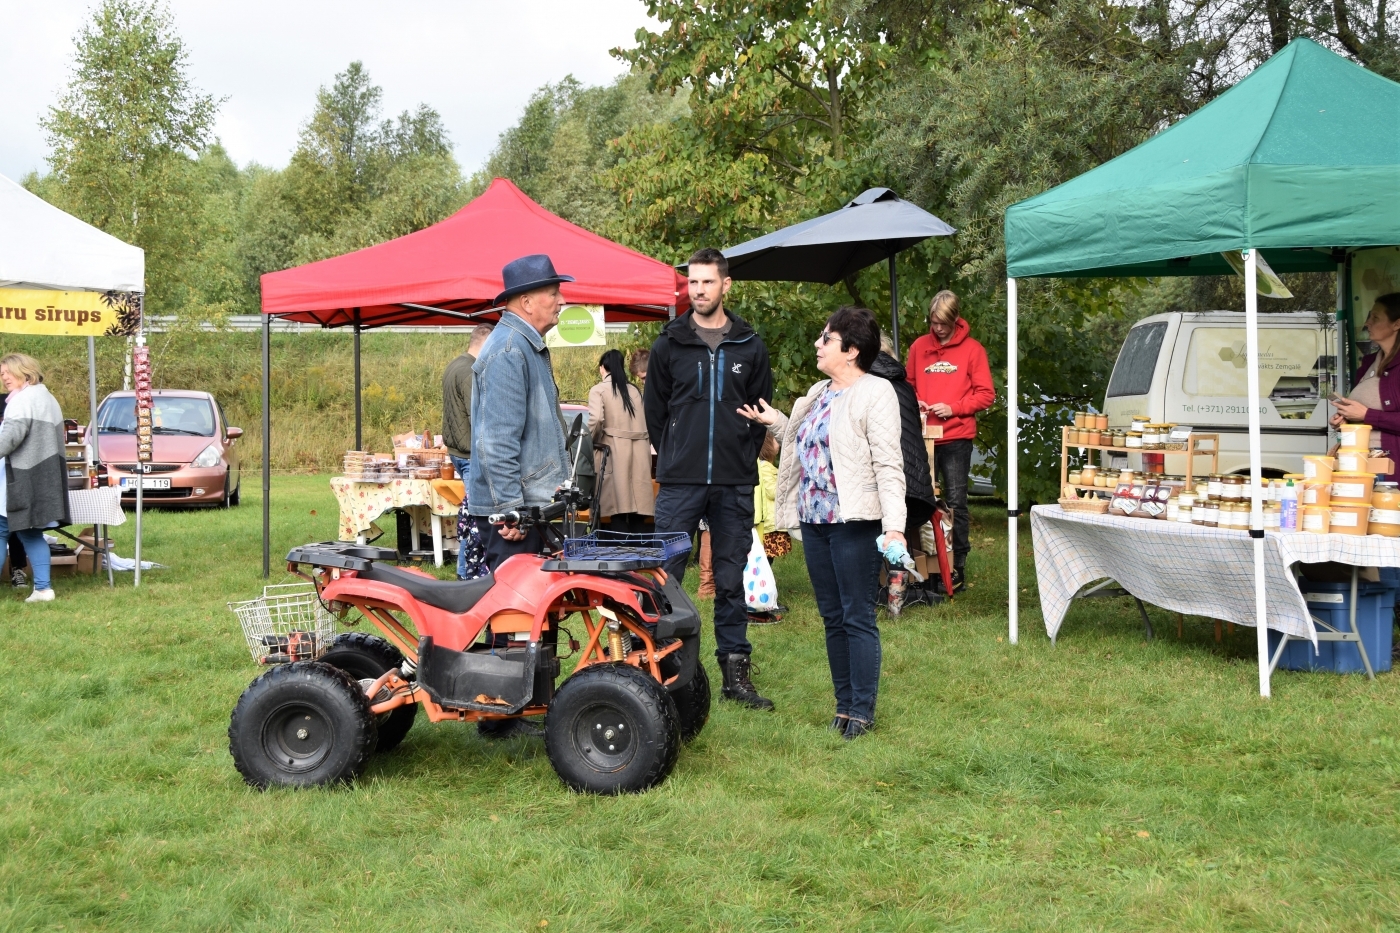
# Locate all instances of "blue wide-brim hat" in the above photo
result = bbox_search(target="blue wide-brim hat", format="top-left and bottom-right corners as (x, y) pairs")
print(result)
(495, 254), (575, 305)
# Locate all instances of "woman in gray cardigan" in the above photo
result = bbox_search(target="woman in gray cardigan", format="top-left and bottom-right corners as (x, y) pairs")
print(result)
(0, 353), (71, 602)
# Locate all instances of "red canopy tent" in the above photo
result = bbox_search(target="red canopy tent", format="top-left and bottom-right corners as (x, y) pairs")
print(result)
(256, 178), (687, 575)
(260, 177), (686, 326)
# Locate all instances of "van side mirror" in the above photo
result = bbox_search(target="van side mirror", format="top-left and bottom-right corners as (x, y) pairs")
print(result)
(226, 427), (244, 441)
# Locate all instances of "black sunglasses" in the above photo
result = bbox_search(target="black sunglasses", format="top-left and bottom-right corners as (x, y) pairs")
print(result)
(819, 329), (835, 345)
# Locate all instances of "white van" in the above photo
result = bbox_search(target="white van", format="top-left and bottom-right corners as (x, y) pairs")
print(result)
(1102, 311), (1338, 476)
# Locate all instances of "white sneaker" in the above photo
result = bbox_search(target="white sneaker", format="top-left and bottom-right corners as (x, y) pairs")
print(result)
(25, 588), (55, 603)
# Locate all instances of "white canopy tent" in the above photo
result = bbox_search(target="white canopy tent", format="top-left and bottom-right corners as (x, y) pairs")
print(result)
(0, 172), (146, 579)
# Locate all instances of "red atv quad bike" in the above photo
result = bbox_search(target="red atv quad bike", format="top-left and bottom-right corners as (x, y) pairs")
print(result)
(227, 495), (709, 795)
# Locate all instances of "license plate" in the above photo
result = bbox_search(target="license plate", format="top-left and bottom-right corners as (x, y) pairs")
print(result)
(120, 477), (171, 489)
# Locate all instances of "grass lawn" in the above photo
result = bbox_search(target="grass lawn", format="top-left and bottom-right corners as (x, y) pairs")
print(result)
(2, 475), (1397, 931)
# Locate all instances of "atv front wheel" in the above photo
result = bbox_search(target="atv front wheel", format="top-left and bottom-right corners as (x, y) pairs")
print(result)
(545, 663), (680, 794)
(229, 661), (377, 789)
(319, 632), (418, 752)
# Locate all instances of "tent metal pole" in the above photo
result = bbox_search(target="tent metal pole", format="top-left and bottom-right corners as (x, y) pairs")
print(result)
(1007, 277), (1019, 645)
(888, 255), (900, 358)
(1244, 249), (1270, 698)
(1336, 257), (1350, 396)
(133, 301), (144, 588)
(262, 313), (271, 579)
(353, 310), (362, 451)
(87, 336), (99, 465)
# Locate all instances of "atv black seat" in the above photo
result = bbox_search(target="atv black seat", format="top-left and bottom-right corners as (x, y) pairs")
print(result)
(360, 563), (496, 614)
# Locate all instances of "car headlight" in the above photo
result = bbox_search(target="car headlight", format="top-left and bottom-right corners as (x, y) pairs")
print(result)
(191, 444), (223, 469)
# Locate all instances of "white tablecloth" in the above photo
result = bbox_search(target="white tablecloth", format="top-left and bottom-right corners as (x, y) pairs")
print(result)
(1030, 505), (1400, 642)
(67, 487), (125, 526)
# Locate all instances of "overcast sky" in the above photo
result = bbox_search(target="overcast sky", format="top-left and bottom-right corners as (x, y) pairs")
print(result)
(0, 0), (655, 181)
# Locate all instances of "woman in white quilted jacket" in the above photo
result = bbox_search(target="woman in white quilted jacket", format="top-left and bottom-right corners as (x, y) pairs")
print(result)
(738, 306), (906, 740)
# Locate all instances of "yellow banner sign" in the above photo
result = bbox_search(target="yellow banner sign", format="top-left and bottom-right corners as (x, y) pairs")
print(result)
(0, 288), (140, 337)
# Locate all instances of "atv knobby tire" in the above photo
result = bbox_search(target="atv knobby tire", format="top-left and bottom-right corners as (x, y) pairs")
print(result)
(319, 632), (417, 752)
(670, 660), (711, 743)
(229, 661), (377, 789)
(545, 663), (680, 794)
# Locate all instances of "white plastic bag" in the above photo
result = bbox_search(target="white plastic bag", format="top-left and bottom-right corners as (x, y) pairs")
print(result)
(744, 529), (779, 611)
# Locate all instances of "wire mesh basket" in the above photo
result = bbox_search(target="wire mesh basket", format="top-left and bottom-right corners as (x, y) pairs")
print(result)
(563, 530), (692, 562)
(230, 583), (339, 664)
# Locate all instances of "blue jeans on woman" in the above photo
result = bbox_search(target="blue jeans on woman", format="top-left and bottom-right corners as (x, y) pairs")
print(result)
(0, 515), (50, 590)
(801, 519), (882, 723)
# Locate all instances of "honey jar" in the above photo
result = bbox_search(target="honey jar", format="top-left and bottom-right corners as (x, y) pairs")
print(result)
(1328, 502), (1370, 536)
(1300, 505), (1330, 534)
(1330, 471), (1376, 505)
(1336, 447), (1368, 472)
(1369, 482), (1400, 537)
(1339, 423), (1372, 450)
(1302, 455), (1335, 482)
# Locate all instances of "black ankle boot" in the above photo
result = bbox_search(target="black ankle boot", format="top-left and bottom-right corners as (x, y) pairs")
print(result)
(720, 653), (774, 710)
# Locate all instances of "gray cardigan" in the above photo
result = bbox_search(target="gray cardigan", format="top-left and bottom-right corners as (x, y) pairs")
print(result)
(0, 384), (71, 531)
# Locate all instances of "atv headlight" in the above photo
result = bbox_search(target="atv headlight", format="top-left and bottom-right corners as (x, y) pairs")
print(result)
(191, 444), (222, 469)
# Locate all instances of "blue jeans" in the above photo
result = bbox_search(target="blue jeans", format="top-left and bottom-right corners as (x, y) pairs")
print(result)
(801, 520), (882, 722)
(0, 515), (50, 590)
(450, 456), (472, 579)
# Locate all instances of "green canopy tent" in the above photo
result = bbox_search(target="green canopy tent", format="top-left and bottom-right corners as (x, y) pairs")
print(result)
(1003, 38), (1400, 695)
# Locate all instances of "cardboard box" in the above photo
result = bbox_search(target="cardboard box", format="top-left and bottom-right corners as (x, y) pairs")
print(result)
(1368, 457), (1395, 474)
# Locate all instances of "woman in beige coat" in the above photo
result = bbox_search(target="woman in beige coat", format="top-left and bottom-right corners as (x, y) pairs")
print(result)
(739, 307), (905, 740)
(589, 349), (655, 534)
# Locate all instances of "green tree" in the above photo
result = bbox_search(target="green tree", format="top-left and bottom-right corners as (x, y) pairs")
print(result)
(34, 0), (220, 314)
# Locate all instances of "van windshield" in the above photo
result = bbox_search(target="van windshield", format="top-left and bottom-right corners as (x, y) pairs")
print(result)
(1106, 322), (1167, 398)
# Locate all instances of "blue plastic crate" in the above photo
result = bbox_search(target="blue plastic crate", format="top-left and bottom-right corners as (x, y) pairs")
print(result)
(1268, 579), (1395, 674)
(563, 530), (691, 562)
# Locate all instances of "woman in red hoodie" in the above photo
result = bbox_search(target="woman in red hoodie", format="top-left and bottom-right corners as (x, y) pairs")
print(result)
(904, 291), (995, 591)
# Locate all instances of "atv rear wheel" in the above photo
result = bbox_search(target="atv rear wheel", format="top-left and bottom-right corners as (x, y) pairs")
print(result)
(229, 661), (377, 789)
(545, 663), (680, 794)
(319, 632), (418, 752)
(670, 660), (711, 743)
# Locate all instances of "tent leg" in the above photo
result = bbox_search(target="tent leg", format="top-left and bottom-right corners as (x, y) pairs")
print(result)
(353, 312), (363, 451)
(87, 337), (100, 466)
(1245, 249), (1270, 699)
(888, 255), (900, 358)
(133, 300), (144, 588)
(1007, 277), (1019, 645)
(262, 313), (271, 579)
(1336, 258), (1349, 397)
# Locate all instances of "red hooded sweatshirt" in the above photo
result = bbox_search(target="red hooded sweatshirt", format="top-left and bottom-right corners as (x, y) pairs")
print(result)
(904, 318), (995, 442)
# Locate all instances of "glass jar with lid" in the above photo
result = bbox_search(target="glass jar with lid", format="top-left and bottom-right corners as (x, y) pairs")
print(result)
(1370, 482), (1400, 537)
(1221, 475), (1245, 501)
(1207, 474), (1224, 501)
(1125, 431), (1143, 449)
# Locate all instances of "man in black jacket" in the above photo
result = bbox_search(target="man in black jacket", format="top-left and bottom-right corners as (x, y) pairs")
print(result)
(645, 248), (775, 710)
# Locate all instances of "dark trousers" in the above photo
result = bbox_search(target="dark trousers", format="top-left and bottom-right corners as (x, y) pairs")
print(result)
(472, 516), (546, 572)
(801, 520), (882, 722)
(607, 512), (651, 534)
(654, 484), (753, 658)
(450, 456), (472, 579)
(933, 438), (974, 570)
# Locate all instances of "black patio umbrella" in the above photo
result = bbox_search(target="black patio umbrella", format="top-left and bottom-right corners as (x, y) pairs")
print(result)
(721, 188), (955, 355)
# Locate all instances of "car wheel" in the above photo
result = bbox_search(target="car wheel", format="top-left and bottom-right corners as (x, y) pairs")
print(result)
(229, 482), (241, 507)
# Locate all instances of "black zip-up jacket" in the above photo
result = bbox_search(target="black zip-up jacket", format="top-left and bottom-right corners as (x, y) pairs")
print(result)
(645, 309), (773, 486)
(869, 351), (937, 529)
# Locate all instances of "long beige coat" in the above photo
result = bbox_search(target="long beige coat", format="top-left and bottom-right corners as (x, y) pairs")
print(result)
(588, 381), (655, 517)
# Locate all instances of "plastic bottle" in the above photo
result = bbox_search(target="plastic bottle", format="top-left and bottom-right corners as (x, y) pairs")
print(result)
(1279, 479), (1298, 531)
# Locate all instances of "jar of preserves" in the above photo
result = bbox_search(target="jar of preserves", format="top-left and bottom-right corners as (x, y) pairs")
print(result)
(1200, 499), (1220, 527)
(1222, 475), (1244, 501)
(1207, 475), (1223, 501)
(1301, 505), (1330, 534)
(1094, 413), (1109, 431)
(1068, 470), (1082, 486)
(1369, 482), (1400, 537)
(1339, 422), (1372, 449)
(1125, 431), (1143, 449)
(1336, 447), (1368, 472)
(1264, 501), (1281, 530)
(1073, 411), (1086, 429)
(1112, 431), (1126, 448)
(1329, 502), (1369, 535)
(1141, 425), (1160, 448)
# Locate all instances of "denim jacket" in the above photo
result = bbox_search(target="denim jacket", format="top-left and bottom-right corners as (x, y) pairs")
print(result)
(467, 312), (568, 515)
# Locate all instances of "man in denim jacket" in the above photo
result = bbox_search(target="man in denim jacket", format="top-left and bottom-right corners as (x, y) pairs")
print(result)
(467, 254), (573, 569)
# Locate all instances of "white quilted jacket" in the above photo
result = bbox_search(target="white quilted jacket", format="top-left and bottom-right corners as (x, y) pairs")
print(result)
(769, 374), (907, 534)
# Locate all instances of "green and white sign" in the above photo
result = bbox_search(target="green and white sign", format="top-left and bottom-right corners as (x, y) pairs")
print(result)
(546, 304), (605, 348)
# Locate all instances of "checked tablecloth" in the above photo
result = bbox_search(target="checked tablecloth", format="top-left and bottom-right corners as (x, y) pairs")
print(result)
(1030, 505), (1400, 642)
(330, 477), (460, 541)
